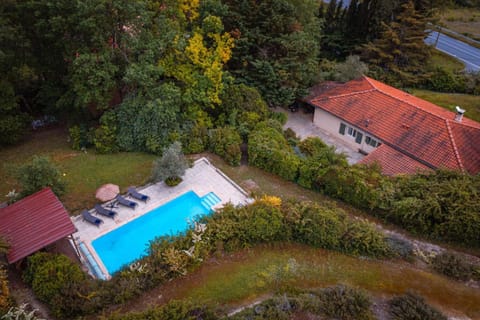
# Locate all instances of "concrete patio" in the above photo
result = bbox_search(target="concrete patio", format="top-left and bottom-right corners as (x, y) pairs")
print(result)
(71, 157), (251, 280)
(279, 108), (365, 164)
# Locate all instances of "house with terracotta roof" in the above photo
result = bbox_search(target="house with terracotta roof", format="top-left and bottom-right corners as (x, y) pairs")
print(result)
(304, 76), (480, 175)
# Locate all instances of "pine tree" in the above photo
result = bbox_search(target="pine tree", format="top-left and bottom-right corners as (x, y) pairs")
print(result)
(361, 1), (431, 85)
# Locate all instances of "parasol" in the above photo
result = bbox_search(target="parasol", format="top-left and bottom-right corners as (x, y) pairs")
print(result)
(95, 183), (120, 202)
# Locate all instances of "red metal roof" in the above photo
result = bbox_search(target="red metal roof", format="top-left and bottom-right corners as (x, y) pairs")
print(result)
(307, 76), (480, 175)
(359, 144), (432, 176)
(0, 188), (76, 263)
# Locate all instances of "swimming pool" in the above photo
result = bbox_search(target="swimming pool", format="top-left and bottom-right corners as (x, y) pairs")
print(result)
(92, 190), (220, 275)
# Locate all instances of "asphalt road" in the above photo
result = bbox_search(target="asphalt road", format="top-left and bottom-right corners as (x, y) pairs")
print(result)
(425, 31), (480, 72)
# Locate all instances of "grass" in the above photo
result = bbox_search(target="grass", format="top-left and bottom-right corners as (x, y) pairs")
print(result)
(410, 89), (480, 122)
(438, 7), (480, 43)
(0, 127), (156, 213)
(427, 50), (465, 73)
(122, 244), (480, 319)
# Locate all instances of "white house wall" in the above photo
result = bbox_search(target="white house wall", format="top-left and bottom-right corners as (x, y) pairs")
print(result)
(313, 108), (379, 154)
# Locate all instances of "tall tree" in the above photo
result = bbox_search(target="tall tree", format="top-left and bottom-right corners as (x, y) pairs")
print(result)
(221, 0), (321, 106)
(361, 1), (431, 85)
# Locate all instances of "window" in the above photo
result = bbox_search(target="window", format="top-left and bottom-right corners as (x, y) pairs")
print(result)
(347, 127), (357, 137)
(339, 123), (346, 135)
(365, 136), (379, 147)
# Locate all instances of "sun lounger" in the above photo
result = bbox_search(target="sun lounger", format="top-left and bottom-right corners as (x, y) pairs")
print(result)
(115, 195), (138, 209)
(81, 210), (103, 227)
(127, 187), (150, 202)
(94, 204), (117, 218)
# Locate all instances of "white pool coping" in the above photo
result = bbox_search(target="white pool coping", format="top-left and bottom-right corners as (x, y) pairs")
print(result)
(71, 157), (251, 280)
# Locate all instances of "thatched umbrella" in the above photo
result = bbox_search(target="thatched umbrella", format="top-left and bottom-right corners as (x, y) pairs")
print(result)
(95, 183), (120, 202)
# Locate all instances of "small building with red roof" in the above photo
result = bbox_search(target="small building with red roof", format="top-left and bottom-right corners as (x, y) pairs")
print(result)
(0, 188), (76, 264)
(304, 76), (480, 175)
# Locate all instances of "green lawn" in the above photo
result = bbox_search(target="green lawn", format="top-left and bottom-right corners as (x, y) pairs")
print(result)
(427, 50), (465, 73)
(410, 89), (480, 122)
(122, 244), (480, 319)
(0, 127), (156, 213)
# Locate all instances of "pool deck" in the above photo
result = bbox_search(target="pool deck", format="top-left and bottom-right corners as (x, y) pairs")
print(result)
(71, 157), (251, 279)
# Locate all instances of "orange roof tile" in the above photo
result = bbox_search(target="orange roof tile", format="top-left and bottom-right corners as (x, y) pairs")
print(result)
(359, 144), (431, 176)
(307, 76), (480, 175)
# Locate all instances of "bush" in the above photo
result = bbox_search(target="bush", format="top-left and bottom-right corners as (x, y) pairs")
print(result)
(218, 84), (270, 139)
(24, 253), (99, 318)
(94, 110), (119, 153)
(181, 123), (209, 154)
(389, 292), (447, 320)
(68, 124), (94, 150)
(385, 235), (414, 260)
(208, 127), (242, 166)
(269, 112), (288, 126)
(15, 156), (66, 197)
(152, 142), (189, 184)
(339, 219), (392, 257)
(104, 299), (218, 320)
(431, 252), (476, 281)
(317, 285), (372, 320)
(289, 202), (344, 250)
(388, 170), (480, 247)
(248, 125), (300, 181)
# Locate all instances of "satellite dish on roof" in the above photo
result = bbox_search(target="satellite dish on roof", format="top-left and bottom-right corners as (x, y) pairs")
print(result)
(455, 106), (465, 114)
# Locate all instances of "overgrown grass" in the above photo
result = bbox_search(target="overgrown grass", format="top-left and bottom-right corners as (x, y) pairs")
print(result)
(438, 7), (480, 42)
(123, 244), (480, 319)
(410, 89), (480, 122)
(0, 127), (156, 212)
(427, 50), (465, 73)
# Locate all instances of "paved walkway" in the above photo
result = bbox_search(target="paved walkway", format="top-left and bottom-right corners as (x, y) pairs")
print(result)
(279, 108), (364, 164)
(71, 158), (250, 279)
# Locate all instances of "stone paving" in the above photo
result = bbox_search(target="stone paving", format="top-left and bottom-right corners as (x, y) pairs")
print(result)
(279, 108), (365, 164)
(71, 157), (250, 279)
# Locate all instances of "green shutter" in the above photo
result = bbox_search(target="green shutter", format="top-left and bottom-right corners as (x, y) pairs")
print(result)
(339, 123), (346, 135)
(355, 132), (363, 144)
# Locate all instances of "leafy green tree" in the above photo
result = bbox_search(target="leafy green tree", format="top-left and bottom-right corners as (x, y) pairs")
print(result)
(152, 142), (189, 186)
(15, 156), (66, 197)
(361, 1), (431, 85)
(333, 55), (368, 82)
(0, 80), (30, 147)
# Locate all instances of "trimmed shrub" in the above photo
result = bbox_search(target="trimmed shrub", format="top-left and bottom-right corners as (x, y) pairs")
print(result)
(317, 285), (373, 320)
(431, 252), (476, 281)
(15, 156), (66, 197)
(208, 127), (242, 166)
(389, 292), (447, 320)
(248, 125), (300, 181)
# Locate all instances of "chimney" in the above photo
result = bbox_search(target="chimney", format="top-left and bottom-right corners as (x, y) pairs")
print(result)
(455, 106), (466, 122)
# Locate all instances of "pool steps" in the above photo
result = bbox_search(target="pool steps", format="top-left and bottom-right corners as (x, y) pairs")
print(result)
(200, 192), (221, 211)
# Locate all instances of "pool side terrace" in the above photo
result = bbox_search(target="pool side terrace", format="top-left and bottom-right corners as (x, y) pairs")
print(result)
(71, 157), (251, 280)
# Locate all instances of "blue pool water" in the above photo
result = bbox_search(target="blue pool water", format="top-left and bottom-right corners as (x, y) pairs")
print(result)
(92, 190), (220, 275)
